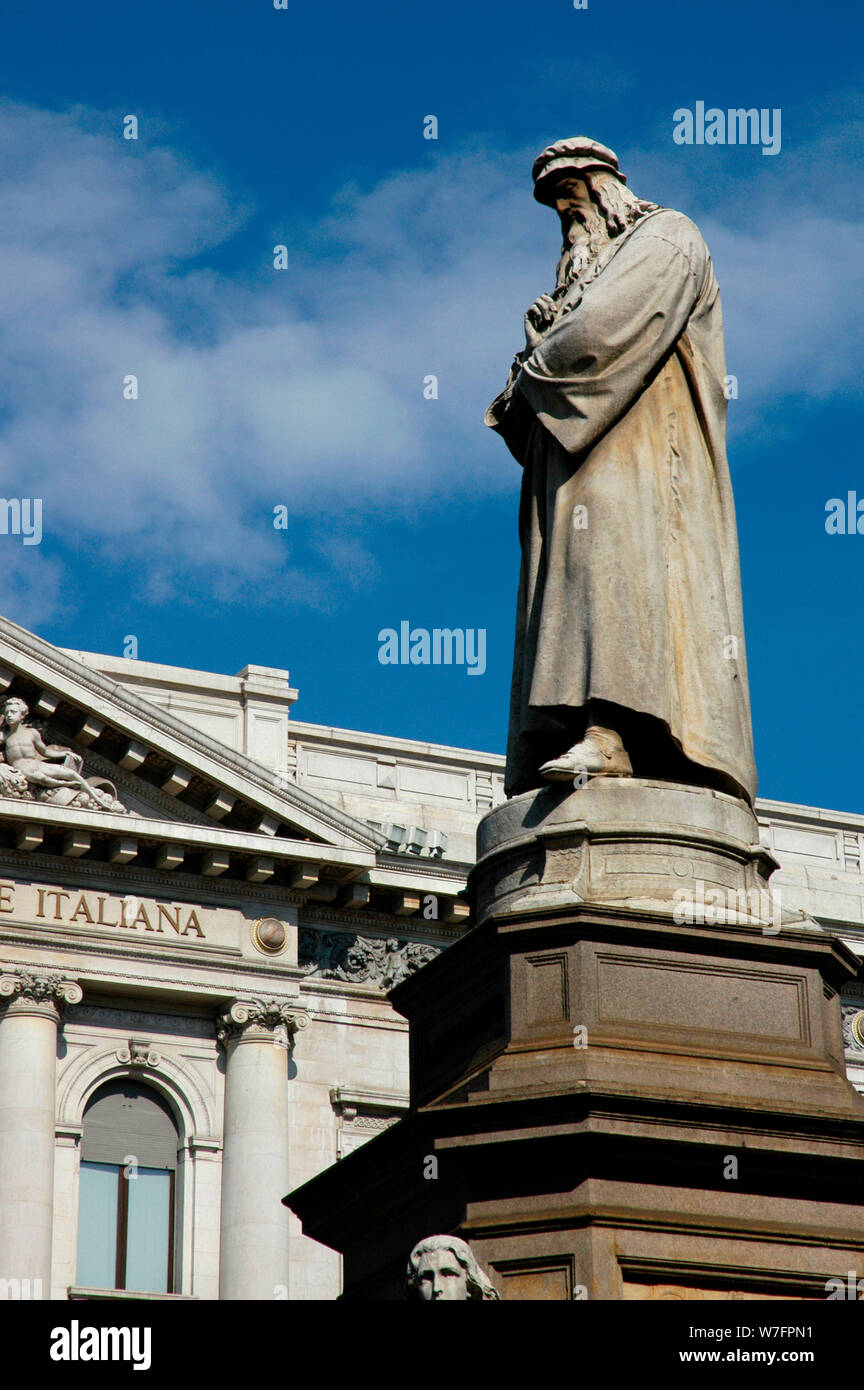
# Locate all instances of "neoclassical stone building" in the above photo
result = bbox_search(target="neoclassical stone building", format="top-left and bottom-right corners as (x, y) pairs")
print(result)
(0, 612), (862, 1300)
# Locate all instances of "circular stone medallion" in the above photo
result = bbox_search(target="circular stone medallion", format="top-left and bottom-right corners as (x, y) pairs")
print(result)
(252, 916), (288, 954)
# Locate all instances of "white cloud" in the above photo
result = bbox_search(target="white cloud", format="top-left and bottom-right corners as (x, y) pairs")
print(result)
(0, 101), (860, 626)
(705, 214), (864, 410)
(0, 549), (67, 631)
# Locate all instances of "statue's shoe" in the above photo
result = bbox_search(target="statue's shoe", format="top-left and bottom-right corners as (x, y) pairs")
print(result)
(539, 726), (633, 782)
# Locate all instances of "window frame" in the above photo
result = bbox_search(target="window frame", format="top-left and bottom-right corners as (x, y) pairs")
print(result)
(114, 1162), (176, 1294)
(76, 1077), (180, 1296)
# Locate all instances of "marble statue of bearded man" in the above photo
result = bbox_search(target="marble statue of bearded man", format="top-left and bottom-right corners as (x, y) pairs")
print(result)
(486, 137), (757, 805)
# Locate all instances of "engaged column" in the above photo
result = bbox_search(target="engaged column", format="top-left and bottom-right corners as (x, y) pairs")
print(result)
(0, 969), (82, 1297)
(217, 998), (308, 1300)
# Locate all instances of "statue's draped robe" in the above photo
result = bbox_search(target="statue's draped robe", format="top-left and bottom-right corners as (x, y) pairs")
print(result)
(486, 209), (757, 803)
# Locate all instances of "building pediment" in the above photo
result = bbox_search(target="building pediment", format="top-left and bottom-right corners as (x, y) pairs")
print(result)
(0, 616), (386, 891)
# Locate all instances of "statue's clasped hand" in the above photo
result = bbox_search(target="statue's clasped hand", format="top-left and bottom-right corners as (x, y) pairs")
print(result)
(523, 293), (557, 352)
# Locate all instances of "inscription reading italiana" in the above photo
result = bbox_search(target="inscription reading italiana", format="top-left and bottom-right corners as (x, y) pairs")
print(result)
(0, 881), (205, 938)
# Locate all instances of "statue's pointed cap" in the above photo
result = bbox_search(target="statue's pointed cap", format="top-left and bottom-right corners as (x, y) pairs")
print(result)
(532, 136), (626, 205)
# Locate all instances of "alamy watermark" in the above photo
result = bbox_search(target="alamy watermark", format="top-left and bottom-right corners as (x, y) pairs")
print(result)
(673, 103), (781, 156)
(673, 882), (782, 935)
(378, 622), (486, 676)
(825, 1271), (864, 1300)
(0, 1277), (43, 1299)
(825, 492), (864, 534)
(50, 1321), (151, 1370)
(0, 498), (42, 546)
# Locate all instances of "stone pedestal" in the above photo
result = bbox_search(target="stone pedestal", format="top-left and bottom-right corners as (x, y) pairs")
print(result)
(473, 778), (778, 921)
(217, 1000), (307, 1301)
(287, 780), (864, 1300)
(0, 970), (82, 1297)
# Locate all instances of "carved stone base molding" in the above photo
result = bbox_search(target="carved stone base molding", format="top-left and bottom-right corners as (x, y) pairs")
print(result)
(470, 778), (787, 925)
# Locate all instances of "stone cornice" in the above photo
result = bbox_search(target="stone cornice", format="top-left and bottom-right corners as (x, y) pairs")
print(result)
(300, 994), (410, 1026)
(0, 845), (469, 909)
(286, 716), (507, 772)
(0, 847), (306, 903)
(371, 857), (472, 887)
(756, 798), (864, 834)
(330, 1085), (409, 1114)
(0, 939), (309, 1001)
(69, 1002), (215, 1035)
(0, 615), (385, 852)
(0, 926), (242, 975)
(0, 798), (373, 870)
(301, 904), (464, 941)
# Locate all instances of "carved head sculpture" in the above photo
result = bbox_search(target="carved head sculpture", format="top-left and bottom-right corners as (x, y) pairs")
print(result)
(406, 1235), (500, 1301)
(530, 137), (660, 294)
(2, 697), (28, 729)
(531, 135), (625, 205)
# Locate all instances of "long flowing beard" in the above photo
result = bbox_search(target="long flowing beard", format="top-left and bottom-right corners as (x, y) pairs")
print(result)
(553, 204), (611, 296)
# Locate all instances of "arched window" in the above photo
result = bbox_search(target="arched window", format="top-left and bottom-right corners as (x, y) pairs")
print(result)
(76, 1079), (178, 1294)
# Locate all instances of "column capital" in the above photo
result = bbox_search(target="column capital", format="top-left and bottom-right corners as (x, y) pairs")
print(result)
(217, 998), (309, 1049)
(0, 969), (82, 1020)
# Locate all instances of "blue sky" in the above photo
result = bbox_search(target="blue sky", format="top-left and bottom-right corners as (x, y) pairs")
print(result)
(0, 0), (862, 812)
